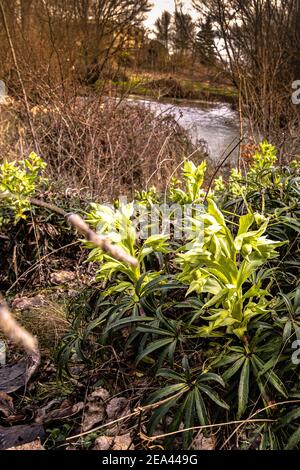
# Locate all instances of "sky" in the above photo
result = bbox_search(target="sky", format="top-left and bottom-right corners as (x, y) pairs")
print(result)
(144, 0), (196, 30)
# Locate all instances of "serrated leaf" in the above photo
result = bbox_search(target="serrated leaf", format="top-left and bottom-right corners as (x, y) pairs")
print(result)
(105, 316), (154, 333)
(157, 368), (185, 382)
(198, 372), (226, 387)
(194, 387), (208, 425)
(280, 408), (300, 427)
(254, 355), (288, 397)
(222, 355), (245, 381)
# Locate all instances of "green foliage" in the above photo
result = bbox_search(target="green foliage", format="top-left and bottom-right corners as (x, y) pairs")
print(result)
(85, 202), (170, 298)
(169, 160), (206, 203)
(59, 144), (300, 449)
(135, 186), (159, 206)
(147, 364), (228, 448)
(0, 152), (47, 223)
(177, 200), (284, 340)
(215, 141), (300, 291)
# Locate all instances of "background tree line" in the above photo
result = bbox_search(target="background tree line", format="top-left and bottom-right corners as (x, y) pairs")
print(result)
(192, 0), (300, 159)
(0, 0), (151, 96)
(0, 0), (219, 98)
(0, 0), (299, 158)
(154, 7), (216, 67)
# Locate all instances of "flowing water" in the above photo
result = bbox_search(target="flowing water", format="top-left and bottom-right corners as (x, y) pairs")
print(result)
(127, 96), (240, 163)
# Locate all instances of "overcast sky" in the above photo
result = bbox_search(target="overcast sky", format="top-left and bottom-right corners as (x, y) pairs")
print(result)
(144, 0), (196, 30)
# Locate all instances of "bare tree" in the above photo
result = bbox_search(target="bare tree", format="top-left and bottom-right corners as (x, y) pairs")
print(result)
(193, 0), (300, 159)
(0, 0), (152, 94)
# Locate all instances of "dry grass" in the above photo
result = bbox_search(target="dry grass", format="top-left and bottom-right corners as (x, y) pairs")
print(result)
(14, 300), (69, 354)
(0, 298), (69, 363)
(0, 94), (200, 200)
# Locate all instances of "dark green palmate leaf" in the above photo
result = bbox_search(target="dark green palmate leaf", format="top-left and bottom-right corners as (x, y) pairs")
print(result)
(57, 150), (300, 449)
(285, 428), (300, 450)
(147, 368), (228, 448)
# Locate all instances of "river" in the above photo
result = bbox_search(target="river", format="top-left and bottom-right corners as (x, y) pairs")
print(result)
(127, 96), (240, 163)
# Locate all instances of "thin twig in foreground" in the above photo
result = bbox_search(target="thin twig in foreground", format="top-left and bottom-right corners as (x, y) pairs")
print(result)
(29, 198), (138, 267)
(0, 294), (38, 354)
(203, 137), (243, 203)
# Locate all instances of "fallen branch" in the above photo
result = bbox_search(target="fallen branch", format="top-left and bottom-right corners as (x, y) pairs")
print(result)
(67, 213), (138, 267)
(0, 295), (40, 394)
(29, 198), (138, 267)
(0, 295), (38, 354)
(0, 198), (137, 370)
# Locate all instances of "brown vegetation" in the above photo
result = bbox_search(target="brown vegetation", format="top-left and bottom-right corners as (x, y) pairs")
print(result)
(0, 94), (196, 199)
(193, 0), (300, 159)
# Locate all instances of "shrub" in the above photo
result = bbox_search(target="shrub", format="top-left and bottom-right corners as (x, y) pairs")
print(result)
(0, 95), (198, 200)
(0, 154), (82, 290)
(59, 142), (300, 449)
(0, 152), (46, 222)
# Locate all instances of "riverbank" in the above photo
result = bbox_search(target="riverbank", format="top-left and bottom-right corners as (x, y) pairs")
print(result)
(96, 70), (238, 106)
(0, 94), (200, 201)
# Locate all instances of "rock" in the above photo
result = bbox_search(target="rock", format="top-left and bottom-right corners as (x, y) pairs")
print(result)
(93, 436), (114, 450)
(93, 434), (134, 451)
(105, 397), (130, 437)
(8, 439), (44, 450)
(82, 402), (105, 432)
(82, 387), (112, 432)
(50, 270), (76, 285)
